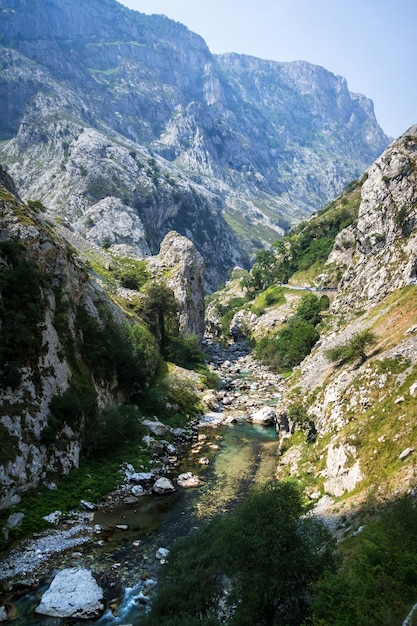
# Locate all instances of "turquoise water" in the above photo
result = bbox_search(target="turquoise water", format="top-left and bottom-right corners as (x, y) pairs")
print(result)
(7, 421), (279, 625)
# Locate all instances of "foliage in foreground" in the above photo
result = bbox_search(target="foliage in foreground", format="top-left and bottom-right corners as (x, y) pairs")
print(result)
(310, 496), (417, 625)
(143, 481), (334, 626)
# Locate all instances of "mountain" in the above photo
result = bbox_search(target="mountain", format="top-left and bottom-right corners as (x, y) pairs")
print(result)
(0, 0), (390, 288)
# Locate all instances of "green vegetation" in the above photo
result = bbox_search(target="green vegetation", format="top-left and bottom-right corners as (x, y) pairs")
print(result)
(110, 257), (150, 290)
(242, 180), (361, 293)
(144, 481), (334, 626)
(311, 496), (417, 625)
(325, 329), (377, 366)
(254, 293), (326, 373)
(0, 241), (48, 388)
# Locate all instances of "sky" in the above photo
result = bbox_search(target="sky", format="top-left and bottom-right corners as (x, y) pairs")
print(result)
(118, 0), (416, 139)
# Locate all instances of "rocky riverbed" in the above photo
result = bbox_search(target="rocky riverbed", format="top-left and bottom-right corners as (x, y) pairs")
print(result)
(0, 339), (285, 623)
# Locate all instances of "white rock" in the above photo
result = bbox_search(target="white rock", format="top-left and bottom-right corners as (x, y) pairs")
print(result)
(155, 547), (170, 560)
(6, 512), (24, 528)
(35, 567), (104, 618)
(410, 381), (417, 397)
(399, 447), (415, 461)
(142, 419), (169, 437)
(129, 472), (154, 484)
(42, 511), (62, 525)
(152, 477), (175, 494)
(177, 472), (201, 488)
(249, 406), (276, 425)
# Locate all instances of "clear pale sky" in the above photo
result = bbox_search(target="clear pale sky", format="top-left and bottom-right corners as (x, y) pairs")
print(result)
(118, 0), (416, 139)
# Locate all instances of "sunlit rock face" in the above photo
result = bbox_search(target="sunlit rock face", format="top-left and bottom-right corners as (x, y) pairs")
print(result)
(0, 0), (389, 289)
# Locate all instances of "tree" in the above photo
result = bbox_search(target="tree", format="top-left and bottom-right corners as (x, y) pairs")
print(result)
(144, 481), (334, 626)
(141, 282), (180, 351)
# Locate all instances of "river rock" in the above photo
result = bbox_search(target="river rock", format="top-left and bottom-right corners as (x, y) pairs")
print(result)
(155, 547), (169, 560)
(0, 606), (8, 622)
(129, 471), (154, 485)
(35, 567), (104, 619)
(177, 472), (201, 488)
(152, 477), (175, 494)
(198, 412), (226, 427)
(142, 419), (169, 437)
(249, 406), (276, 425)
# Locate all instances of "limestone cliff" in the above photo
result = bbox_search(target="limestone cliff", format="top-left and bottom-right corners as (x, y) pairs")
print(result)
(276, 127), (417, 510)
(0, 167), (205, 509)
(0, 0), (390, 288)
(149, 231), (205, 341)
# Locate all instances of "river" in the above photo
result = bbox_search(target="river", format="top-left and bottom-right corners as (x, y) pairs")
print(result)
(2, 341), (282, 625)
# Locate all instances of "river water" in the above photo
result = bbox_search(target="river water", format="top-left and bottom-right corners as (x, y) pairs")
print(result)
(7, 419), (279, 625)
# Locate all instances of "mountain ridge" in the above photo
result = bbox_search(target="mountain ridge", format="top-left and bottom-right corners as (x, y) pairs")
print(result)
(0, 0), (390, 288)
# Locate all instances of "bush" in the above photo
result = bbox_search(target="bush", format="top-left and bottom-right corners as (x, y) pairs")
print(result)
(0, 242), (48, 388)
(86, 405), (146, 454)
(144, 481), (334, 626)
(255, 318), (319, 373)
(325, 329), (377, 366)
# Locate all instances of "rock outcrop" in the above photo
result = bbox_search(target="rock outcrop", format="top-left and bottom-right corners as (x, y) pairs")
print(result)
(149, 231), (205, 340)
(0, 167), (156, 508)
(332, 127), (417, 314)
(276, 126), (417, 507)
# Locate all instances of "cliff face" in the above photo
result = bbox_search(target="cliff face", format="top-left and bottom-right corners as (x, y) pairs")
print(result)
(0, 167), (205, 509)
(0, 0), (390, 288)
(149, 231), (205, 341)
(331, 127), (417, 313)
(276, 127), (417, 508)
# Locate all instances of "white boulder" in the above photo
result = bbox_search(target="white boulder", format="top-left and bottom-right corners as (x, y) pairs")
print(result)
(249, 406), (276, 425)
(35, 567), (104, 619)
(152, 477), (175, 494)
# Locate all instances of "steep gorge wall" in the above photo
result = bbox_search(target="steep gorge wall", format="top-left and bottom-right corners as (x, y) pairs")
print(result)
(0, 168), (206, 509)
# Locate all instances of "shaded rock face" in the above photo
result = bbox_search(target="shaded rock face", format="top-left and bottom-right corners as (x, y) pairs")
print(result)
(0, 0), (390, 288)
(332, 126), (417, 314)
(150, 231), (205, 340)
(73, 196), (151, 258)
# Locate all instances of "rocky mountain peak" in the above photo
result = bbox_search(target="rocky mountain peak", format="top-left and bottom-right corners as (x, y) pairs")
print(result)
(0, 0), (390, 288)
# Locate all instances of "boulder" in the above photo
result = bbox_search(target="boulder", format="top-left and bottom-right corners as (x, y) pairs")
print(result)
(129, 471), (154, 485)
(155, 547), (170, 560)
(152, 477), (176, 494)
(249, 406), (276, 425)
(177, 472), (201, 488)
(35, 567), (104, 619)
(142, 419), (169, 437)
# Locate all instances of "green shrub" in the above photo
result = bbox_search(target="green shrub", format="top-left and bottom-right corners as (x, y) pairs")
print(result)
(144, 481), (334, 626)
(255, 318), (319, 373)
(0, 241), (48, 388)
(164, 334), (205, 369)
(325, 329), (377, 366)
(111, 258), (149, 290)
(85, 405), (146, 454)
